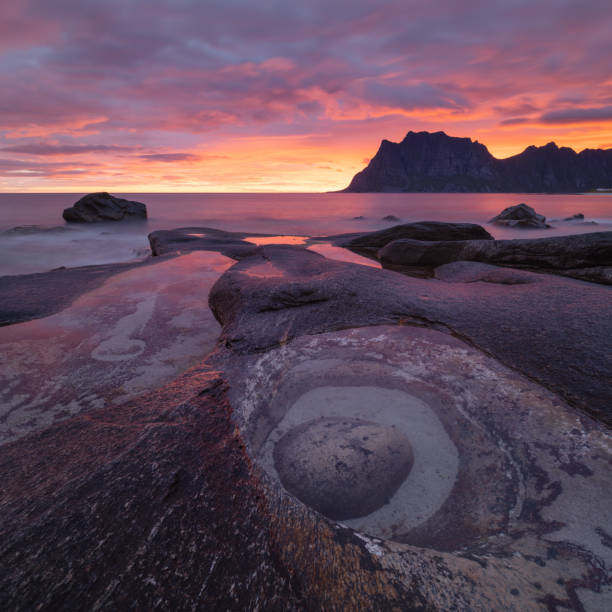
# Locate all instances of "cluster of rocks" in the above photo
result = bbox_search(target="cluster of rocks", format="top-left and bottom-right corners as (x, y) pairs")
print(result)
(337, 206), (612, 285)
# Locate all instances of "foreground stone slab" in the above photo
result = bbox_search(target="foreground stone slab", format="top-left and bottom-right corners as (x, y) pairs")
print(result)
(1, 238), (610, 610)
(0, 251), (231, 444)
(2, 323), (610, 610)
(214, 319), (611, 609)
(210, 244), (612, 424)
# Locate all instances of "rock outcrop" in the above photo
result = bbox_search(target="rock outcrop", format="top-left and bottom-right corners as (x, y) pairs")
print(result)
(1, 235), (611, 610)
(148, 227), (262, 259)
(63, 192), (147, 222)
(489, 202), (550, 228)
(336, 221), (493, 259)
(343, 130), (612, 192)
(377, 231), (612, 282)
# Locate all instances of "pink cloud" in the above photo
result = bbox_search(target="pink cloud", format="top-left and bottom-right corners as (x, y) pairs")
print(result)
(1, 0), (611, 189)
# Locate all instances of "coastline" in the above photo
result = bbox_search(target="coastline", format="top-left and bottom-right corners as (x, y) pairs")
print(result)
(0, 217), (611, 609)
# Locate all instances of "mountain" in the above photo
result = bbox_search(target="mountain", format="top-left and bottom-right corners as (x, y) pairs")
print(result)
(342, 131), (612, 193)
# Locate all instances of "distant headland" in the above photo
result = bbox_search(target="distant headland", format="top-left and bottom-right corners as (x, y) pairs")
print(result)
(342, 131), (612, 193)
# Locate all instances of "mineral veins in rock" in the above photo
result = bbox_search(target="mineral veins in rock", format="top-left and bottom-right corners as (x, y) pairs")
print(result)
(273, 417), (414, 520)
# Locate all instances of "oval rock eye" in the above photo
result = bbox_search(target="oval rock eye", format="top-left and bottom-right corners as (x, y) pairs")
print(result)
(261, 386), (460, 541)
(272, 416), (415, 521)
(229, 323), (610, 559)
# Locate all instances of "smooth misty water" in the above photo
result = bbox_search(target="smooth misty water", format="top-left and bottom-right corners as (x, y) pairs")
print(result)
(0, 192), (610, 275)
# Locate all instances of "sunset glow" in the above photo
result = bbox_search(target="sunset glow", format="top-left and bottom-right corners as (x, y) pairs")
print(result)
(1, 0), (611, 192)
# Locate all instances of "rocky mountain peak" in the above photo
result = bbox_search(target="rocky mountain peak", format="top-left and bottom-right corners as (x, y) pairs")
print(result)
(343, 131), (612, 192)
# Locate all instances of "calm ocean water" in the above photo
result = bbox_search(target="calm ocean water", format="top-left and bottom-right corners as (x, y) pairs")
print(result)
(1, 192), (611, 276)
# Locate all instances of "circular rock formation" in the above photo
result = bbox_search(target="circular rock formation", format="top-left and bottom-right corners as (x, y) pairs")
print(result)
(273, 417), (413, 520)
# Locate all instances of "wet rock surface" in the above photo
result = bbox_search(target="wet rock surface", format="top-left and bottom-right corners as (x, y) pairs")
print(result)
(0, 251), (231, 443)
(148, 226), (264, 258)
(62, 192), (147, 223)
(0, 260), (145, 326)
(1, 229), (611, 610)
(273, 417), (414, 520)
(489, 202), (549, 228)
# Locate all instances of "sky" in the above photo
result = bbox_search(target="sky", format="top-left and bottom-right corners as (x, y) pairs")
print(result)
(1, 0), (611, 192)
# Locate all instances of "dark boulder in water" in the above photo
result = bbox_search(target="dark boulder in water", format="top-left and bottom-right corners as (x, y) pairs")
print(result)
(62, 192), (147, 223)
(489, 203), (549, 229)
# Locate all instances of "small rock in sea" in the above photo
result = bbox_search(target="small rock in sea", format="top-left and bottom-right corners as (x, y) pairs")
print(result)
(563, 213), (584, 221)
(489, 203), (549, 229)
(382, 215), (401, 222)
(62, 192), (147, 223)
(353, 216), (365, 220)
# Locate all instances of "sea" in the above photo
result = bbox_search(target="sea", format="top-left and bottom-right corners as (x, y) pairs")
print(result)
(1, 192), (611, 276)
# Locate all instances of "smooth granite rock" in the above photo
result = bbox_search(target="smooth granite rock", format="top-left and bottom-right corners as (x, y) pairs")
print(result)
(63, 192), (147, 222)
(489, 203), (549, 228)
(558, 265), (612, 285)
(338, 221), (493, 259)
(378, 231), (612, 283)
(210, 244), (612, 423)
(433, 261), (539, 284)
(1, 230), (611, 610)
(273, 417), (413, 520)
